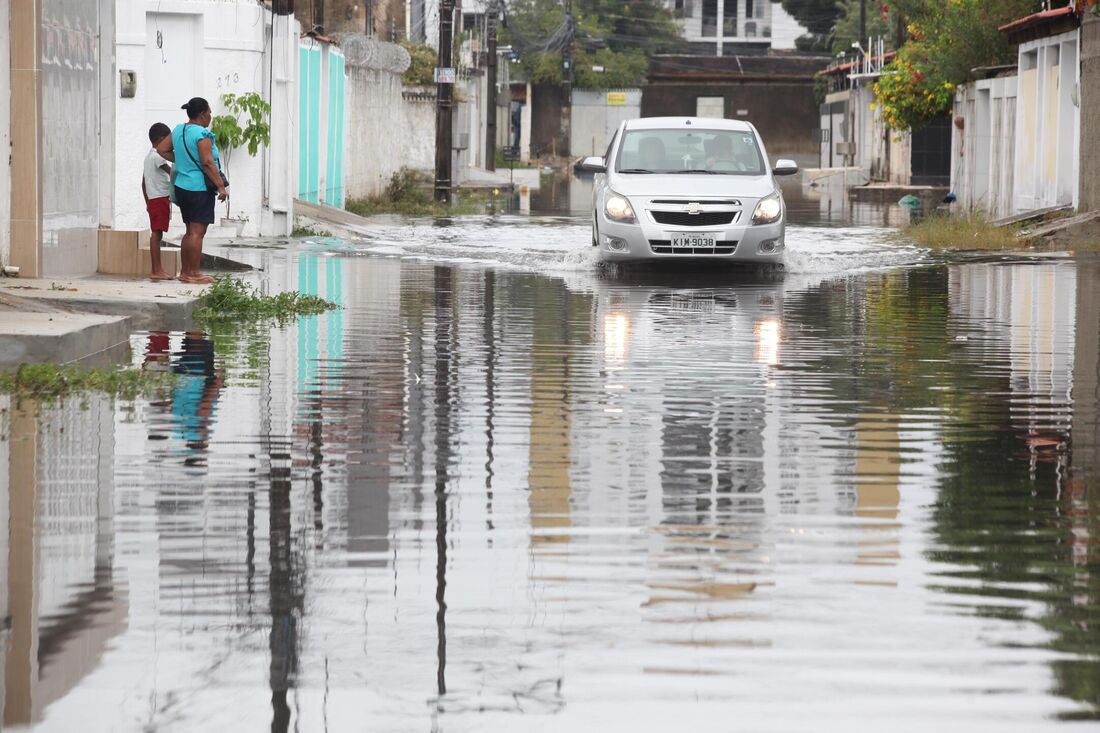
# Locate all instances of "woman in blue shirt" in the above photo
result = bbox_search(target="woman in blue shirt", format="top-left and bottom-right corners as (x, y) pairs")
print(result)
(155, 97), (228, 284)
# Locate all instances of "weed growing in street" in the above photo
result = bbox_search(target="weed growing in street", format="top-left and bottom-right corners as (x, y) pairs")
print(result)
(290, 225), (332, 238)
(904, 213), (1030, 250)
(345, 168), (488, 217)
(193, 276), (338, 324)
(0, 363), (174, 404)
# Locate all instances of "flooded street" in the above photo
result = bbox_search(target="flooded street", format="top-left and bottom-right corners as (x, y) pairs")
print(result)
(4, 192), (1100, 731)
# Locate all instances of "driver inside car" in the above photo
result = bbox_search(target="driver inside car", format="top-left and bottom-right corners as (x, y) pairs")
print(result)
(705, 135), (751, 172)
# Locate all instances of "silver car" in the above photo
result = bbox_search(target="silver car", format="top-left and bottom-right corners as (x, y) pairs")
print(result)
(581, 117), (798, 264)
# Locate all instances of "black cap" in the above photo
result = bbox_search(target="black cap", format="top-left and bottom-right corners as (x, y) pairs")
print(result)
(181, 97), (211, 119)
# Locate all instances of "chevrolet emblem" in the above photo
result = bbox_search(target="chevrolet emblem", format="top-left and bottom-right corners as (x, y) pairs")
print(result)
(686, 203), (702, 215)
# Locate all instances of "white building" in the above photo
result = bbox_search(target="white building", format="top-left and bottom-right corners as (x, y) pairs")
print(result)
(664, 0), (773, 55)
(951, 6), (1083, 217)
(112, 0), (299, 239)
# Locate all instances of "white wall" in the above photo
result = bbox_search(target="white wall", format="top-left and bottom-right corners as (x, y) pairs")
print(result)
(1013, 30), (1080, 213)
(344, 67), (435, 198)
(0, 0), (10, 266)
(571, 89), (641, 158)
(770, 2), (806, 50)
(41, 0), (106, 277)
(113, 0), (297, 238)
(952, 75), (1017, 219)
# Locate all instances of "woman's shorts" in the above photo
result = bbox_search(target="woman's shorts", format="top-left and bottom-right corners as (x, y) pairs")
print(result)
(174, 186), (216, 225)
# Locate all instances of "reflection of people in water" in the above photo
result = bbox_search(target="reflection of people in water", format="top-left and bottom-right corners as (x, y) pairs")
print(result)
(144, 331), (224, 465)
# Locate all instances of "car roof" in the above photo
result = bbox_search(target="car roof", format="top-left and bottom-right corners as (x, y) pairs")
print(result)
(622, 117), (755, 132)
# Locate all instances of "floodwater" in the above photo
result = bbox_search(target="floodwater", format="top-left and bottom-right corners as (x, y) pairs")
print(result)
(3, 183), (1100, 732)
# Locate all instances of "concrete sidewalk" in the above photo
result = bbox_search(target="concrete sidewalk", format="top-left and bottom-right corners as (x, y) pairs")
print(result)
(0, 275), (209, 367)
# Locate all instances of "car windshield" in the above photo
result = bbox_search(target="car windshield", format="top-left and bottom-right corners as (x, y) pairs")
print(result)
(615, 128), (765, 175)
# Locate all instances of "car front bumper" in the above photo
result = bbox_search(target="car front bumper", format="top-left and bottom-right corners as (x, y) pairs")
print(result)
(596, 210), (786, 264)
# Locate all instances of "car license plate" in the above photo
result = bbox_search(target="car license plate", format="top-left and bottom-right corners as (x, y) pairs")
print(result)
(671, 233), (716, 248)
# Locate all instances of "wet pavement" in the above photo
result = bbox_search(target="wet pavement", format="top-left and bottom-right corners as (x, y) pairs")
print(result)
(2, 183), (1100, 731)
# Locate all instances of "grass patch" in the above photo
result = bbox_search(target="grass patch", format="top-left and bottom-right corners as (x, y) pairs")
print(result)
(194, 277), (339, 324)
(345, 167), (490, 217)
(0, 363), (174, 404)
(904, 213), (1030, 250)
(290, 224), (332, 238)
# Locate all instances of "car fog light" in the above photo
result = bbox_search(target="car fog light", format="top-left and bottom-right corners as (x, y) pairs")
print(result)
(757, 239), (784, 254)
(604, 236), (628, 252)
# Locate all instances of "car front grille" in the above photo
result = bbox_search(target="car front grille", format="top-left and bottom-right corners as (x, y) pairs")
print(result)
(649, 240), (737, 255)
(651, 211), (738, 227)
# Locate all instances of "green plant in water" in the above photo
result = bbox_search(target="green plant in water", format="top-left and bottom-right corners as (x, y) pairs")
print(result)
(0, 363), (175, 404)
(193, 276), (339, 324)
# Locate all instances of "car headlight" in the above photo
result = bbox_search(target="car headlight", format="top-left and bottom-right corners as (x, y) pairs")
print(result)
(751, 192), (782, 225)
(604, 192), (636, 224)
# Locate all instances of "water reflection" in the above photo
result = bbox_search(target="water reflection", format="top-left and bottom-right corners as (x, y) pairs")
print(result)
(5, 246), (1100, 728)
(1, 395), (124, 728)
(145, 332), (224, 466)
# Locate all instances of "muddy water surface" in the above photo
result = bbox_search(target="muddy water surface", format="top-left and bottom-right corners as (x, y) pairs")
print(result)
(3, 203), (1100, 731)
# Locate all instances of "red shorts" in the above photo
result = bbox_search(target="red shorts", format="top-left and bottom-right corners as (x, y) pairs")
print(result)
(147, 196), (171, 233)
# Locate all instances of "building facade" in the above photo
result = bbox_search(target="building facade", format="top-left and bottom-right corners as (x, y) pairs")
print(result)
(664, 0), (773, 55)
(113, 0), (298, 239)
(1, 0), (298, 276)
(952, 6), (1086, 217)
(294, 0), (406, 42)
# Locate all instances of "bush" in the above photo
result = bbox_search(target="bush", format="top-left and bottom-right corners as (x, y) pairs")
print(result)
(401, 41), (436, 86)
(873, 0), (1037, 132)
(346, 168), (487, 217)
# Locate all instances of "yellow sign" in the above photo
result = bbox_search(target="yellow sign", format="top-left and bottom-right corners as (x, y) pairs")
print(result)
(607, 92), (627, 106)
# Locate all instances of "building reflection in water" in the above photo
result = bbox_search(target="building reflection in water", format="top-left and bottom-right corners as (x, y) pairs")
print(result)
(0, 395), (125, 728)
(11, 247), (1100, 727)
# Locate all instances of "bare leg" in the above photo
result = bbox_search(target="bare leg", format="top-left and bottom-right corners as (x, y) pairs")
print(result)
(179, 222), (213, 284)
(149, 230), (173, 280)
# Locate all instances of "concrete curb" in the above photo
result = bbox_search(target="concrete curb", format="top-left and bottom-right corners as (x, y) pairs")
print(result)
(0, 276), (209, 367)
(0, 312), (132, 367)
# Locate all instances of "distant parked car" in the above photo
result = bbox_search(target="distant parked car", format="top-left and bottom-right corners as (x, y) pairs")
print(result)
(580, 117), (798, 264)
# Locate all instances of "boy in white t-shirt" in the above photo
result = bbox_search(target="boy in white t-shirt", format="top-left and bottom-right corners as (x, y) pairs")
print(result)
(143, 123), (174, 281)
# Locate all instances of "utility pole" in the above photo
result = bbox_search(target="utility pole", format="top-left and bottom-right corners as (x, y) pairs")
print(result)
(560, 0), (573, 158)
(486, 0), (499, 171)
(434, 0), (456, 203)
(859, 0), (866, 47)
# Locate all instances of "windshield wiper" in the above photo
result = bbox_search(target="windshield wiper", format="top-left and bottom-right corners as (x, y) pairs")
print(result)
(678, 169), (725, 174)
(617, 168), (654, 174)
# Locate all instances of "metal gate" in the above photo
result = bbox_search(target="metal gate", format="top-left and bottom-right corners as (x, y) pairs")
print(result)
(910, 114), (951, 186)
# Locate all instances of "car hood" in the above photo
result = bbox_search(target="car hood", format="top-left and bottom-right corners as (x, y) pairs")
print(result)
(609, 173), (776, 199)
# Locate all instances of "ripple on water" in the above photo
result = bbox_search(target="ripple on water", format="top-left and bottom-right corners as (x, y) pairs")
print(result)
(8, 224), (1100, 731)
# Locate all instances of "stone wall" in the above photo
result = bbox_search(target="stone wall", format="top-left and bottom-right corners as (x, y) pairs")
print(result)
(1080, 15), (1100, 212)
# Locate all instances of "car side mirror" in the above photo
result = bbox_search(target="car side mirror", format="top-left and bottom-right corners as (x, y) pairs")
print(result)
(772, 159), (799, 176)
(579, 156), (607, 173)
